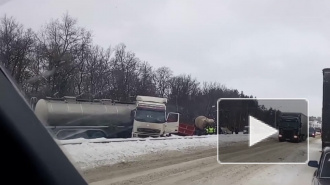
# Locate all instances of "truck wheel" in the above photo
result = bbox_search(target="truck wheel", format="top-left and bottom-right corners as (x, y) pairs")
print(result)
(279, 138), (284, 142)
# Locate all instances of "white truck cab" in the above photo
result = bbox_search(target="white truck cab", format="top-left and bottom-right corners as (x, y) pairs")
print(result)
(132, 96), (167, 137)
(132, 96), (180, 137)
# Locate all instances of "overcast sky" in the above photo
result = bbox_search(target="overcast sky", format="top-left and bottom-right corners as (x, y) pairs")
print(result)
(259, 99), (308, 116)
(1, 0), (329, 116)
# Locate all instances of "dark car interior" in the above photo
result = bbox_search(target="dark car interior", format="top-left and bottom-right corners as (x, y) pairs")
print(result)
(0, 66), (88, 185)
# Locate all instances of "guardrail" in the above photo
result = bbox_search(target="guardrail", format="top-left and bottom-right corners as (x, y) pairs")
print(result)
(58, 135), (210, 145)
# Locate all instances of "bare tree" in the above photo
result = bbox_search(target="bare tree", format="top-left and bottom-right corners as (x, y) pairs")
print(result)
(0, 15), (35, 84)
(0, 13), (261, 125)
(154, 66), (172, 97)
(35, 12), (92, 97)
(109, 43), (139, 101)
(136, 61), (156, 96)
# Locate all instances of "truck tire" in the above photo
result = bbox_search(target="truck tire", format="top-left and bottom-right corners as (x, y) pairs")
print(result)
(279, 138), (284, 142)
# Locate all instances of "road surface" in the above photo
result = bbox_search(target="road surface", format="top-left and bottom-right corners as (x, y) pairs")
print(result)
(83, 136), (321, 185)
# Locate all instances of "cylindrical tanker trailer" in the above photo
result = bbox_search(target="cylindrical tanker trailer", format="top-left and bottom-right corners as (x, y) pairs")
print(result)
(33, 96), (136, 140)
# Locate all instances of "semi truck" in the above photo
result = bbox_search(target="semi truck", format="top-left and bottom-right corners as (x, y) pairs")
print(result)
(278, 112), (307, 142)
(322, 68), (330, 148)
(32, 95), (181, 140)
(32, 94), (215, 139)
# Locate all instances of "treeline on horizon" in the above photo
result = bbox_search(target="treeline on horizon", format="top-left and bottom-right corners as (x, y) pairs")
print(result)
(0, 13), (280, 127)
(218, 100), (281, 129)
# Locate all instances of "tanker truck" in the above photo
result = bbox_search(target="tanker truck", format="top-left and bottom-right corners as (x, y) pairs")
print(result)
(32, 95), (177, 140)
(33, 96), (136, 140)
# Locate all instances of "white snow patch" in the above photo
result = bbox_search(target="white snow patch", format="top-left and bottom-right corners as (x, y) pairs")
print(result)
(61, 134), (248, 170)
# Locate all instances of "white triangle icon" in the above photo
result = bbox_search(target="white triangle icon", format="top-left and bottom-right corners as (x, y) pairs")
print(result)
(249, 115), (278, 147)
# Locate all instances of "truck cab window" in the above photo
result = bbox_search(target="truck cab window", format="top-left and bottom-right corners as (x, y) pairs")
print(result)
(167, 113), (178, 122)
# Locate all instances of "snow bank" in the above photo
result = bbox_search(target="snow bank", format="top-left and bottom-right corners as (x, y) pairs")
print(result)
(62, 134), (248, 170)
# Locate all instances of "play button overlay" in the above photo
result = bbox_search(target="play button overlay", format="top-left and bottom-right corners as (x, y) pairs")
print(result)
(217, 98), (309, 164)
(249, 116), (278, 147)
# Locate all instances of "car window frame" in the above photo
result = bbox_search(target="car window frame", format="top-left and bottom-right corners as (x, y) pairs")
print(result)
(319, 152), (330, 178)
(0, 64), (88, 185)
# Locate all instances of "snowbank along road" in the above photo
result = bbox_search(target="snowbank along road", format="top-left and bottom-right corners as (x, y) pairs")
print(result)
(62, 134), (321, 185)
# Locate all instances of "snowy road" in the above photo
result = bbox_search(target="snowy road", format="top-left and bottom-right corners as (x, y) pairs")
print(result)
(82, 136), (320, 185)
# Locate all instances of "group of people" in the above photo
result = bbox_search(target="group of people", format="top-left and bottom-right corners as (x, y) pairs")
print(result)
(204, 126), (240, 135)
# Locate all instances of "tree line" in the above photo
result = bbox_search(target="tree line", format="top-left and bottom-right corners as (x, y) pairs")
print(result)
(218, 99), (281, 129)
(0, 13), (279, 129)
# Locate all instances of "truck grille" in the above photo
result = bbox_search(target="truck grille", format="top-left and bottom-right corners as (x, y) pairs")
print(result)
(137, 128), (161, 134)
(282, 130), (294, 138)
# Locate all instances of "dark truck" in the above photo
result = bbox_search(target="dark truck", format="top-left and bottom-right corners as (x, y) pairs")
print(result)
(278, 112), (307, 142)
(322, 68), (330, 148)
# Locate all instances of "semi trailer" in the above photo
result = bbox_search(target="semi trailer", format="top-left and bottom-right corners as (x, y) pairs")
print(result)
(322, 68), (330, 148)
(33, 96), (136, 140)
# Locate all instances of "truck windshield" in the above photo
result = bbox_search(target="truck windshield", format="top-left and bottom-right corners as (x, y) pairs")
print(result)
(279, 120), (299, 127)
(135, 108), (166, 123)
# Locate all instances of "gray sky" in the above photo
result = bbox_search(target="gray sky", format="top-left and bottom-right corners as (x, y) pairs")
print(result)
(1, 0), (329, 116)
(259, 99), (308, 116)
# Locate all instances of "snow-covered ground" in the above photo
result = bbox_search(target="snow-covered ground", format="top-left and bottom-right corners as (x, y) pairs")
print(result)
(236, 138), (321, 185)
(61, 134), (248, 170)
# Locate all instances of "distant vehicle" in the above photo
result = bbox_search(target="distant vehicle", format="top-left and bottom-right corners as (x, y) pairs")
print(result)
(243, 126), (249, 134)
(309, 127), (316, 138)
(219, 127), (233, 134)
(278, 112), (308, 142)
(308, 147), (330, 185)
